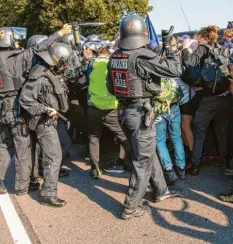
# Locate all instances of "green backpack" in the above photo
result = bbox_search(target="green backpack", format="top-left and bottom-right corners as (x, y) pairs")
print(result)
(152, 78), (183, 114)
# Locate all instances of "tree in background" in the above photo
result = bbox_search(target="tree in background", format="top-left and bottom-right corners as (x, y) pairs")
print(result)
(0, 0), (152, 40)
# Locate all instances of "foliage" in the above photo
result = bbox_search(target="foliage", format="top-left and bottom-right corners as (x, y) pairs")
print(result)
(0, 0), (152, 40)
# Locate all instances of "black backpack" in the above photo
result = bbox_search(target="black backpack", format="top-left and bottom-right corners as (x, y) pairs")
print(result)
(201, 44), (230, 93)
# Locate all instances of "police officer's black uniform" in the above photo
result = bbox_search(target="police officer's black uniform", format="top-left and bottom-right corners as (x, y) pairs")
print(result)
(0, 27), (62, 195)
(107, 15), (182, 219)
(19, 43), (72, 207)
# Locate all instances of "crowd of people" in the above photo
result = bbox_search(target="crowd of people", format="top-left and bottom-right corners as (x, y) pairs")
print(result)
(0, 15), (233, 220)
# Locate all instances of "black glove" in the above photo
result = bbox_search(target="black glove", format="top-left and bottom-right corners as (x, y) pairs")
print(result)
(162, 30), (173, 49)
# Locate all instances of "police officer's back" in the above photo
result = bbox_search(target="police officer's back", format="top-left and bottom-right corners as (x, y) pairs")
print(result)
(107, 15), (182, 220)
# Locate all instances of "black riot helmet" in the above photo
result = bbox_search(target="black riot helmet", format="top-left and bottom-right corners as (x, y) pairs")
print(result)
(0, 27), (27, 49)
(27, 35), (48, 49)
(36, 43), (72, 70)
(118, 15), (149, 50)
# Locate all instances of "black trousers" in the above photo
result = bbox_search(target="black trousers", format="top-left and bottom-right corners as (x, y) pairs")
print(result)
(87, 107), (128, 170)
(192, 96), (231, 166)
(0, 124), (14, 181)
(118, 105), (167, 210)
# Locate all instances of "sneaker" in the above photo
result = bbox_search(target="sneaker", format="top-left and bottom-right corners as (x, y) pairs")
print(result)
(121, 202), (150, 220)
(218, 193), (233, 203)
(164, 168), (178, 185)
(103, 164), (124, 173)
(91, 168), (102, 179)
(222, 168), (233, 176)
(0, 181), (7, 195)
(176, 167), (187, 180)
(154, 189), (182, 202)
(188, 165), (200, 176)
(85, 153), (90, 161)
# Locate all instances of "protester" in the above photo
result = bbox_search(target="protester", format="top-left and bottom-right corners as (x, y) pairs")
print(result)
(182, 26), (232, 176)
(86, 45), (128, 178)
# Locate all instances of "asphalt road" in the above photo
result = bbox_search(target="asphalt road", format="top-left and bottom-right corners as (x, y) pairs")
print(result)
(1, 145), (233, 244)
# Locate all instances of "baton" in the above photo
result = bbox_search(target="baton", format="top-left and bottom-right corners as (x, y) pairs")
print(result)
(38, 99), (70, 129)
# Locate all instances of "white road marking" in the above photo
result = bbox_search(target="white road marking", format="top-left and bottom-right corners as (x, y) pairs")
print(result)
(0, 193), (31, 244)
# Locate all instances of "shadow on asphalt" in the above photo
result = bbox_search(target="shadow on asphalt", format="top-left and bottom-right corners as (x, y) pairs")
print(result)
(150, 168), (233, 244)
(64, 147), (233, 243)
(6, 145), (233, 243)
(53, 146), (128, 218)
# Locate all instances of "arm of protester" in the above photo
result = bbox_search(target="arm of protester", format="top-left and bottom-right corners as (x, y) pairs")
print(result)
(19, 77), (48, 116)
(137, 52), (182, 79)
(182, 41), (209, 68)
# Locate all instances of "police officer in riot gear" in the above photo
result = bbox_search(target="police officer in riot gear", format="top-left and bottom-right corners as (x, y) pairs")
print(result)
(107, 15), (183, 219)
(61, 33), (91, 158)
(0, 24), (72, 195)
(19, 43), (72, 207)
(27, 35), (72, 179)
(0, 27), (26, 50)
(27, 35), (49, 49)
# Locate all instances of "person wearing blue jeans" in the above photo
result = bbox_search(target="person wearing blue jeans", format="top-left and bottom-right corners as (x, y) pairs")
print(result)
(155, 103), (186, 184)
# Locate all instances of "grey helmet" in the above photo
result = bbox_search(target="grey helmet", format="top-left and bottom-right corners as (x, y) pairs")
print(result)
(83, 41), (102, 52)
(118, 15), (149, 50)
(61, 33), (87, 46)
(27, 35), (48, 49)
(36, 43), (72, 69)
(86, 34), (103, 43)
(0, 27), (27, 49)
(61, 33), (75, 46)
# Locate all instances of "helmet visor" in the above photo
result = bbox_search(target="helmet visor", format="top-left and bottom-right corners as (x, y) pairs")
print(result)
(12, 27), (27, 41)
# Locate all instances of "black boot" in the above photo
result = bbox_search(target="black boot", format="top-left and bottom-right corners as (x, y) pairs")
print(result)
(154, 189), (182, 202)
(16, 182), (40, 196)
(218, 193), (233, 203)
(29, 182), (40, 192)
(176, 167), (187, 180)
(0, 181), (7, 195)
(164, 168), (178, 185)
(41, 196), (66, 207)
